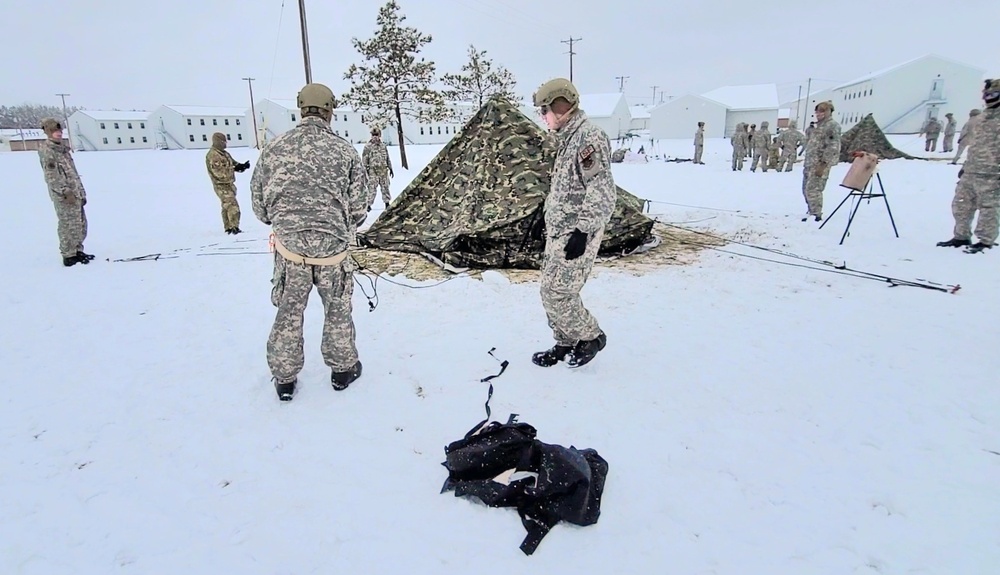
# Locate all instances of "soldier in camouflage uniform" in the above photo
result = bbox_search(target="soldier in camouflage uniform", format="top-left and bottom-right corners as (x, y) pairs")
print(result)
(920, 116), (943, 152)
(693, 122), (705, 164)
(805, 122), (816, 143)
(37, 118), (93, 266)
(747, 124), (756, 158)
(362, 128), (394, 208)
(750, 121), (772, 172)
(937, 80), (1000, 253)
(767, 136), (780, 170)
(206, 132), (249, 234)
(250, 83), (374, 400)
(731, 123), (748, 170)
(950, 109), (982, 165)
(530, 77), (616, 368)
(777, 120), (806, 172)
(942, 113), (957, 153)
(801, 101), (842, 221)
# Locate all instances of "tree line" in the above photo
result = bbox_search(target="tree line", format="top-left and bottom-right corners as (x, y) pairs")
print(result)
(0, 104), (82, 130)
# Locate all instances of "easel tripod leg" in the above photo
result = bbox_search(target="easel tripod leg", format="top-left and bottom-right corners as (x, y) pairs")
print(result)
(877, 173), (900, 238)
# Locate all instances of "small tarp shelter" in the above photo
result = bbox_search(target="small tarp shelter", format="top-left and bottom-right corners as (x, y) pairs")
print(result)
(839, 114), (919, 162)
(358, 96), (655, 269)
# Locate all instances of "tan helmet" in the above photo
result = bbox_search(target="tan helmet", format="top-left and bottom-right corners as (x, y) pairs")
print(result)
(970, 108), (981, 116)
(297, 83), (336, 112)
(532, 78), (579, 107)
(41, 117), (62, 135)
(815, 100), (835, 113)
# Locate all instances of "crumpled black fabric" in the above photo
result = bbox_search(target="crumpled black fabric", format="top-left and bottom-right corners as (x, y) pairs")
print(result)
(441, 415), (608, 555)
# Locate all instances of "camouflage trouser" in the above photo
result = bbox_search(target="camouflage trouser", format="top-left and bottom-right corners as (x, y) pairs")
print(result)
(952, 174), (1000, 245)
(52, 197), (87, 257)
(369, 169), (391, 206)
(213, 184), (241, 230)
(952, 141), (969, 163)
(540, 229), (605, 347)
(942, 133), (955, 153)
(925, 137), (938, 152)
(267, 250), (359, 383)
(731, 147), (745, 170)
(778, 149), (797, 172)
(802, 166), (830, 216)
(751, 148), (769, 171)
(767, 150), (780, 170)
(693, 144), (703, 164)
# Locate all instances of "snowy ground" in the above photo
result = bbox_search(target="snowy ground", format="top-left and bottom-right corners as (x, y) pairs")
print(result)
(2, 135), (998, 574)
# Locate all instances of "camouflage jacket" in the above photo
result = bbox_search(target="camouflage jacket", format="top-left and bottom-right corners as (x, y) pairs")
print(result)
(777, 128), (805, 153)
(753, 127), (772, 149)
(958, 115), (981, 145)
(730, 125), (748, 151)
(694, 128), (704, 146)
(38, 139), (86, 201)
(803, 117), (841, 168)
(944, 118), (957, 137)
(963, 107), (999, 178)
(250, 116), (373, 256)
(921, 119), (942, 137)
(544, 110), (616, 237)
(362, 139), (392, 175)
(805, 126), (815, 141)
(206, 147), (237, 186)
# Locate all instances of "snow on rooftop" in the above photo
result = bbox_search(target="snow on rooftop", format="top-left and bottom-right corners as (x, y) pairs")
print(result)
(0, 128), (47, 140)
(76, 110), (150, 121)
(162, 105), (248, 117)
(580, 93), (624, 117)
(629, 105), (651, 119)
(833, 54), (987, 90)
(701, 84), (779, 110)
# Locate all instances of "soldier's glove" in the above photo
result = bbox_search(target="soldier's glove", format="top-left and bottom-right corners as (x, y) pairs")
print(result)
(564, 229), (588, 261)
(389, 170), (395, 178)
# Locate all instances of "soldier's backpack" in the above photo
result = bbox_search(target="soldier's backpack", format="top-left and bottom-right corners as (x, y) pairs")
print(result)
(440, 414), (609, 555)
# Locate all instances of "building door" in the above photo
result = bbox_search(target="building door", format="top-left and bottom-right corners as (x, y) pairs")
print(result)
(930, 76), (944, 100)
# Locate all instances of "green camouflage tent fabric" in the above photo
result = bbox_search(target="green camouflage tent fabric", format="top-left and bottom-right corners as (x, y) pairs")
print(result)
(839, 114), (919, 162)
(357, 96), (655, 269)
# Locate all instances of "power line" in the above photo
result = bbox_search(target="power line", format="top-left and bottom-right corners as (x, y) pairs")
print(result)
(650, 85), (659, 104)
(560, 37), (581, 82)
(242, 77), (259, 149)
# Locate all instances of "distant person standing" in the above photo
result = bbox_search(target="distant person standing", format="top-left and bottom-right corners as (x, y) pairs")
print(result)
(731, 123), (747, 171)
(776, 120), (805, 172)
(942, 112), (957, 153)
(362, 129), (394, 209)
(920, 116), (943, 152)
(747, 124), (757, 158)
(936, 80), (1000, 253)
(693, 121), (705, 164)
(801, 101), (842, 221)
(950, 108), (982, 165)
(206, 132), (249, 234)
(750, 121), (772, 172)
(37, 117), (93, 266)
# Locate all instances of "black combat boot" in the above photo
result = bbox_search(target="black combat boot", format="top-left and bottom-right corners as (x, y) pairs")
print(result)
(567, 333), (607, 368)
(63, 254), (81, 267)
(231, 227), (243, 234)
(331, 361), (363, 391)
(274, 377), (297, 401)
(531, 344), (573, 367)
(77, 250), (95, 261)
(936, 237), (971, 248)
(964, 242), (993, 254)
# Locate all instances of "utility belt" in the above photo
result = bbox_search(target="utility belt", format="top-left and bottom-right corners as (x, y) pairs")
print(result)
(270, 233), (348, 266)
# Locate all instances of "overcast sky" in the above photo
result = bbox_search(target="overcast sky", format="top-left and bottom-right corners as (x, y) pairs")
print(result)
(3, 0), (998, 112)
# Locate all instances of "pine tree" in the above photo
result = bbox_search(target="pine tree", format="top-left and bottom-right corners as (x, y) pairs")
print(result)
(0, 104), (81, 129)
(441, 45), (518, 122)
(343, 0), (446, 170)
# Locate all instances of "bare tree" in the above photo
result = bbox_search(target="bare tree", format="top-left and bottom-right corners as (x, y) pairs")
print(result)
(342, 0), (446, 169)
(441, 45), (518, 122)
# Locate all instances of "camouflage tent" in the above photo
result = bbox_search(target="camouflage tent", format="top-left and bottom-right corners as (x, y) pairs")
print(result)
(357, 96), (655, 269)
(839, 114), (919, 162)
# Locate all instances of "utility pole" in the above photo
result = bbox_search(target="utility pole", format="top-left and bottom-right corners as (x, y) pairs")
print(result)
(242, 77), (260, 149)
(55, 93), (72, 150)
(614, 76), (629, 92)
(298, 0), (313, 84)
(650, 85), (659, 105)
(795, 85), (802, 128)
(560, 37), (581, 82)
(803, 77), (812, 128)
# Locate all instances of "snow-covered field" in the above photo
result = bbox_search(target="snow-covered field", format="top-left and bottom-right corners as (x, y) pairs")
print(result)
(2, 135), (998, 574)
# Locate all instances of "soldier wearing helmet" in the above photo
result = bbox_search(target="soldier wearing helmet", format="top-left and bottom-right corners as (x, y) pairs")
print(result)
(800, 100), (841, 221)
(937, 79), (1000, 253)
(363, 127), (394, 208)
(37, 117), (93, 266)
(250, 83), (375, 400)
(950, 108), (982, 164)
(530, 77), (616, 369)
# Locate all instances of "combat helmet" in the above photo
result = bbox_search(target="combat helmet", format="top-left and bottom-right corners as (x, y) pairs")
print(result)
(297, 83), (337, 113)
(532, 78), (580, 108)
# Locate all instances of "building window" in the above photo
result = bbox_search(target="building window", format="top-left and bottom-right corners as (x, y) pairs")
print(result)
(200, 119), (205, 126)
(342, 115), (346, 121)
(128, 122), (133, 129)
(140, 122), (145, 129)
(237, 134), (243, 140)
(187, 119), (192, 125)
(335, 130), (340, 136)
(102, 137), (108, 144)
(226, 133), (231, 141)
(291, 114), (297, 122)
(189, 135), (195, 142)
(345, 131), (349, 138)
(437, 126), (441, 135)
(130, 137), (135, 143)
(224, 119), (230, 125)
(212, 119), (218, 126)
(100, 123), (106, 129)
(236, 119), (241, 125)
(117, 137), (122, 144)
(114, 122), (120, 129)
(202, 134), (208, 141)
(142, 136), (147, 143)
(420, 127), (425, 135)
